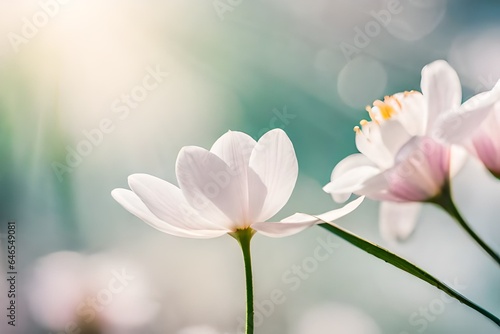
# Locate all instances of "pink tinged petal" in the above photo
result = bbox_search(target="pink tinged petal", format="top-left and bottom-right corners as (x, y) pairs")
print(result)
(467, 105), (500, 175)
(249, 129), (298, 222)
(421, 60), (462, 131)
(176, 146), (249, 230)
(435, 81), (500, 143)
(127, 174), (225, 231)
(111, 189), (227, 239)
(379, 201), (422, 242)
(210, 131), (267, 223)
(384, 137), (450, 201)
(415, 138), (451, 190)
(327, 154), (375, 203)
(355, 123), (394, 169)
(482, 104), (500, 141)
(468, 102), (500, 172)
(347, 172), (402, 202)
(471, 133), (500, 175)
(351, 167), (430, 203)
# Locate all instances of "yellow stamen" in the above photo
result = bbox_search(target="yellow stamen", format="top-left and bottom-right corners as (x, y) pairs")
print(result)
(385, 95), (402, 109)
(373, 100), (396, 120)
(357, 91), (421, 130)
(403, 90), (418, 97)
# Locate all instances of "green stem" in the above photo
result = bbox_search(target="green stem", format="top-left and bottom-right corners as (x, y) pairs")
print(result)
(232, 228), (255, 334)
(319, 223), (500, 326)
(429, 183), (500, 266)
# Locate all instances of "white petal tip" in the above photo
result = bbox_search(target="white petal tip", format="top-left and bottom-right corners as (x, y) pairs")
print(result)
(280, 196), (365, 225)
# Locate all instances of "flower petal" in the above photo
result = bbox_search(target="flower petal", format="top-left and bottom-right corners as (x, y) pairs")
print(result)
(379, 201), (422, 242)
(421, 60), (462, 131)
(355, 122), (394, 169)
(350, 137), (451, 203)
(251, 221), (317, 238)
(211, 130), (256, 162)
(466, 105), (500, 175)
(434, 81), (500, 143)
(450, 145), (468, 178)
(249, 129), (298, 222)
(327, 154), (374, 203)
(471, 132), (500, 174)
(386, 136), (450, 201)
(127, 174), (225, 231)
(254, 196), (364, 237)
(176, 146), (248, 230)
(280, 195), (364, 224)
(111, 189), (227, 239)
(323, 166), (381, 196)
(354, 173), (400, 202)
(379, 119), (413, 158)
(391, 91), (427, 136)
(210, 131), (267, 223)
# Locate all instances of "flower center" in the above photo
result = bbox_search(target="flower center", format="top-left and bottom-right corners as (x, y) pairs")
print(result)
(372, 99), (397, 120)
(354, 91), (419, 133)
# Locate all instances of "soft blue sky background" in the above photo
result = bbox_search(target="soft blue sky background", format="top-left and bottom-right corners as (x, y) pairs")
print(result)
(1, 0), (499, 333)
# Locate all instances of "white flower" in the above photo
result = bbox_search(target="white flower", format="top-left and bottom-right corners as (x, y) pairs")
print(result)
(27, 252), (158, 333)
(112, 129), (362, 238)
(323, 60), (485, 241)
(437, 80), (500, 178)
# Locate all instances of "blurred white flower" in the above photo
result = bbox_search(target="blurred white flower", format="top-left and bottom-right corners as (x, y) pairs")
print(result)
(293, 303), (381, 334)
(437, 82), (500, 179)
(323, 60), (485, 241)
(27, 251), (158, 333)
(112, 129), (362, 238)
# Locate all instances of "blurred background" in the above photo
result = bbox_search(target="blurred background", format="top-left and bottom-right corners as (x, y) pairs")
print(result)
(0, 0), (499, 333)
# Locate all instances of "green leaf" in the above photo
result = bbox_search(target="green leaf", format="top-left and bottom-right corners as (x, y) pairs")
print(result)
(319, 222), (500, 327)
